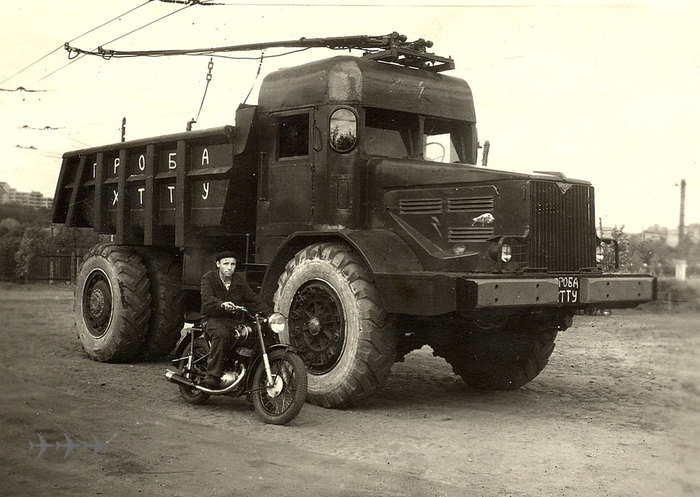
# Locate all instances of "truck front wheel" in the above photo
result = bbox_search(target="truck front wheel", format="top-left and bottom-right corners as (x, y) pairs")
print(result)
(432, 320), (557, 390)
(273, 243), (397, 408)
(74, 244), (151, 362)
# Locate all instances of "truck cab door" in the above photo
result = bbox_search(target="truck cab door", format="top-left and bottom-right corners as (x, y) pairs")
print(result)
(265, 109), (315, 225)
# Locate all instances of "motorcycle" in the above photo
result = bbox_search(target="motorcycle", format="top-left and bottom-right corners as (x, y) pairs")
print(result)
(165, 306), (307, 425)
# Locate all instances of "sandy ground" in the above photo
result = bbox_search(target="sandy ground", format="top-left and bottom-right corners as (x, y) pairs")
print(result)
(0, 283), (698, 497)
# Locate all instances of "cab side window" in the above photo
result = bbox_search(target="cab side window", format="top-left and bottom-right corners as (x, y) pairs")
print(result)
(278, 114), (309, 158)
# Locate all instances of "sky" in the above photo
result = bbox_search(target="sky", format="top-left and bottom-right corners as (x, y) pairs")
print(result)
(1, 0), (698, 233)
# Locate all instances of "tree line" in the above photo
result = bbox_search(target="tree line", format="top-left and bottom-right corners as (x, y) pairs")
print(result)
(0, 204), (106, 282)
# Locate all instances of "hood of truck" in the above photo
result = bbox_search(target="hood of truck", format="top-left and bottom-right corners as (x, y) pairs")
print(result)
(368, 158), (590, 189)
(367, 158), (596, 272)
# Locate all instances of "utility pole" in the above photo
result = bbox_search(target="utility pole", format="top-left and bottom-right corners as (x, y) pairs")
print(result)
(679, 178), (686, 247)
(121, 117), (126, 142)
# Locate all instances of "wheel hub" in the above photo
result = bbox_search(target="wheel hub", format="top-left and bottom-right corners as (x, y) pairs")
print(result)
(266, 375), (284, 398)
(288, 281), (345, 374)
(88, 289), (106, 317)
(83, 270), (112, 338)
(308, 317), (321, 335)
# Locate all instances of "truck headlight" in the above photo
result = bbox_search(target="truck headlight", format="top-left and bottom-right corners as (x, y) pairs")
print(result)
(596, 244), (605, 263)
(268, 313), (286, 334)
(500, 244), (512, 263)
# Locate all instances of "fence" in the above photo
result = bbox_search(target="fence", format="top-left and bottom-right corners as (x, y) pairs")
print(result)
(0, 252), (84, 282)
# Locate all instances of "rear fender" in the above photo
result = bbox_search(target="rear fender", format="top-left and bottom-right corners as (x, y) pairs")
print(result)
(172, 329), (203, 361)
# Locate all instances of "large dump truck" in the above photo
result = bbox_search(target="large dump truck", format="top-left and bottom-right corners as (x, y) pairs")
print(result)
(53, 34), (656, 407)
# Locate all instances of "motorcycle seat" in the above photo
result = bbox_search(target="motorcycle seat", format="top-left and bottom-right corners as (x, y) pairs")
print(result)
(184, 311), (205, 324)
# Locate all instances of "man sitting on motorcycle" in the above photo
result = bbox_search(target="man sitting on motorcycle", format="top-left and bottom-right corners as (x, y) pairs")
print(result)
(200, 251), (272, 389)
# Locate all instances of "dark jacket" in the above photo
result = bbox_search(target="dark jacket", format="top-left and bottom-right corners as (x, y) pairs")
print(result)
(200, 270), (272, 331)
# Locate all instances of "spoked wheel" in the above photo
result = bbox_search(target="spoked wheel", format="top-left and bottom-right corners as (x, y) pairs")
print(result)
(176, 336), (211, 404)
(251, 349), (307, 425)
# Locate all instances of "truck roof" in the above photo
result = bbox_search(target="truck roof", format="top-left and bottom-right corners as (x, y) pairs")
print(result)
(258, 55), (476, 122)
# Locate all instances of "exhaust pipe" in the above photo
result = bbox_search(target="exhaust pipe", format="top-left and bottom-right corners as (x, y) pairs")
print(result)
(165, 370), (195, 387)
(165, 366), (246, 394)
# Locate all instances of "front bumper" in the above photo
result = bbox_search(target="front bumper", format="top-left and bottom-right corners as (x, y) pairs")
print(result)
(375, 272), (657, 315)
(461, 274), (656, 309)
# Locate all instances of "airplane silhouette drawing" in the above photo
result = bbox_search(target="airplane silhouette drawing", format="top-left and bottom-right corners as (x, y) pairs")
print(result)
(82, 434), (107, 458)
(28, 433), (53, 458)
(54, 433), (81, 459)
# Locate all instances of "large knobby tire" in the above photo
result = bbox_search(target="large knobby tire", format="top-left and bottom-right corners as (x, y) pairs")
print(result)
(273, 243), (397, 408)
(433, 323), (557, 390)
(138, 250), (186, 361)
(74, 244), (151, 362)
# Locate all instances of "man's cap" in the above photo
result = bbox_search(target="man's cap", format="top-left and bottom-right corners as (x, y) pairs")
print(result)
(215, 251), (237, 262)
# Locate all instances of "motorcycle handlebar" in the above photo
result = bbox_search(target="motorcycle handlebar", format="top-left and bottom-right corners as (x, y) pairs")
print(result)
(225, 304), (269, 322)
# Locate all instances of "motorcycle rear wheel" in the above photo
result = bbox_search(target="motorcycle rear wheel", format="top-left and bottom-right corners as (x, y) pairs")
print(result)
(177, 336), (210, 405)
(251, 349), (307, 425)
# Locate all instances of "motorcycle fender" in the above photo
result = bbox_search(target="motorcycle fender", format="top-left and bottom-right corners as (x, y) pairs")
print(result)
(245, 344), (299, 391)
(173, 331), (197, 361)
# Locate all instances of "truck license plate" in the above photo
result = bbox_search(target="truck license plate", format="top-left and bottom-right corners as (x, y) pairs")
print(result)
(558, 276), (579, 304)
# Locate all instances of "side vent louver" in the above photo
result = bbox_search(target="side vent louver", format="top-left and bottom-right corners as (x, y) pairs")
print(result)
(399, 198), (443, 214)
(448, 227), (494, 242)
(447, 196), (494, 213)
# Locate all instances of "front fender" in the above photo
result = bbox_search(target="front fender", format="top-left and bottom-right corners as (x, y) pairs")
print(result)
(245, 343), (300, 391)
(260, 229), (424, 302)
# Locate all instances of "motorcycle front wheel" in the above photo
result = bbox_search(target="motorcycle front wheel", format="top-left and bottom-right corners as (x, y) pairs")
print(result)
(251, 349), (308, 425)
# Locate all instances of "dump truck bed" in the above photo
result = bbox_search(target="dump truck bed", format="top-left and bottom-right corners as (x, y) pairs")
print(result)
(52, 124), (257, 248)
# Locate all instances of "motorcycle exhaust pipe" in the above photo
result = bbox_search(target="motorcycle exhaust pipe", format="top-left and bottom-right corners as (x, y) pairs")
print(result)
(165, 367), (246, 394)
(165, 370), (196, 388)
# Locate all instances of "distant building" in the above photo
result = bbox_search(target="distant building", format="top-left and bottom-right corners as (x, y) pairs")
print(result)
(598, 226), (614, 239)
(667, 228), (679, 248)
(641, 225), (667, 243)
(686, 223), (700, 243)
(0, 181), (52, 208)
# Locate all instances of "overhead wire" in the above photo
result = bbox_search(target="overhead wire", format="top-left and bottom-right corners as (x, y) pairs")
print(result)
(39, 0), (210, 82)
(0, 0), (153, 86)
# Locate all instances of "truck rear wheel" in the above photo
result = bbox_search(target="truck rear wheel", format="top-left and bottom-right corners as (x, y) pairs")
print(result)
(432, 322), (557, 390)
(138, 250), (186, 360)
(74, 244), (151, 362)
(273, 243), (397, 408)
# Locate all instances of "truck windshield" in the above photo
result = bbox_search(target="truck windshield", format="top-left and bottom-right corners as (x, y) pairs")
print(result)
(363, 107), (473, 163)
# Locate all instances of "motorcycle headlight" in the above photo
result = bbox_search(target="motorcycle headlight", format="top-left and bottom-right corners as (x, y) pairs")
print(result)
(596, 244), (605, 263)
(268, 313), (286, 334)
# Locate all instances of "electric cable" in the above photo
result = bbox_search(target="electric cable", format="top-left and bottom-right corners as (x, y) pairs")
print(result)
(40, 0), (213, 82)
(190, 57), (215, 128)
(192, 47), (310, 60)
(0, 0), (153, 85)
(242, 51), (265, 105)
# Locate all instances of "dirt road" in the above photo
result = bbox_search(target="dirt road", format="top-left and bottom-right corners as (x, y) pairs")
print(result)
(0, 283), (698, 496)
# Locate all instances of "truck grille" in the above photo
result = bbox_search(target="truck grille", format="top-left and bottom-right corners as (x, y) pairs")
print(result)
(528, 181), (597, 272)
